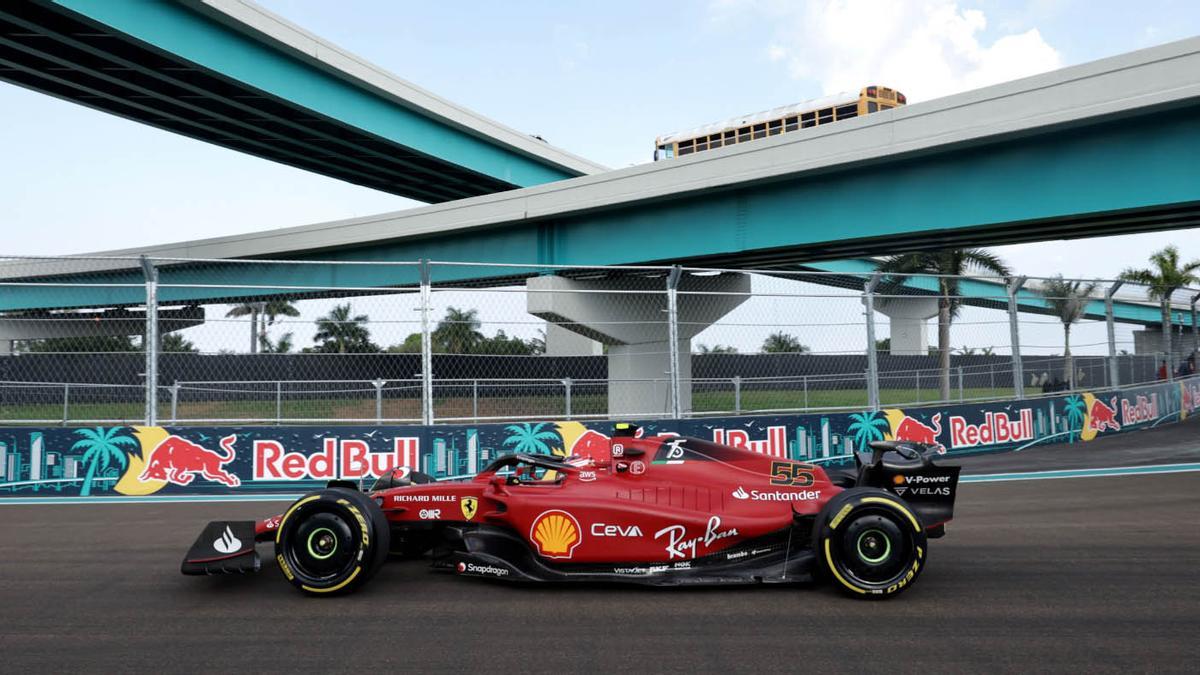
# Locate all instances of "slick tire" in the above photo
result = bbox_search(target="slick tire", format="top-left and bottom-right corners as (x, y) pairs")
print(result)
(813, 487), (927, 599)
(275, 488), (390, 596)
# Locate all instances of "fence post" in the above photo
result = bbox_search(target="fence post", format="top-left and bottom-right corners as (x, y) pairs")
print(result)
(1006, 276), (1027, 400)
(472, 379), (479, 423)
(803, 375), (808, 410)
(666, 265), (682, 419)
(1104, 281), (1123, 388)
(275, 380), (282, 424)
(372, 379), (385, 424)
(62, 382), (70, 426)
(733, 376), (741, 414)
(419, 259), (434, 426)
(957, 366), (964, 401)
(863, 273), (882, 411)
(170, 381), (179, 424)
(139, 256), (159, 426)
(563, 378), (573, 420)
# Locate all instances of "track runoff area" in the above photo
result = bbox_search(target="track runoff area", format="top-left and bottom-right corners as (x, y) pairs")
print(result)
(2, 419), (1196, 672)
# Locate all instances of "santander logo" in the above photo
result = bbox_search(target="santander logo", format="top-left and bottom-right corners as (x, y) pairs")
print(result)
(213, 525), (241, 554)
(732, 487), (750, 500)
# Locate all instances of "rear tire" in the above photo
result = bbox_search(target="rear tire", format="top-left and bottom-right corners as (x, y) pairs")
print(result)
(275, 488), (389, 596)
(813, 488), (926, 599)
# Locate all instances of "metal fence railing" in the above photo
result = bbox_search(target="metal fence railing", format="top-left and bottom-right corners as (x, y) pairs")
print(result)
(0, 255), (1197, 425)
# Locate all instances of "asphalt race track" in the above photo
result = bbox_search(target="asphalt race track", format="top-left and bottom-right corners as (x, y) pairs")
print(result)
(2, 419), (1198, 673)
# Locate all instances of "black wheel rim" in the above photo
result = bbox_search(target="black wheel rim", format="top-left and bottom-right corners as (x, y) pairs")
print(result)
(834, 509), (912, 587)
(283, 509), (359, 584)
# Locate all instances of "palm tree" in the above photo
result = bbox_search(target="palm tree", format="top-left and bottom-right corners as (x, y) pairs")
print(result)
(696, 343), (738, 354)
(225, 303), (261, 354)
(877, 249), (1011, 401)
(160, 332), (198, 353)
(502, 423), (561, 455)
(313, 303), (373, 354)
(226, 300), (299, 354)
(71, 427), (138, 496)
(1119, 246), (1200, 375)
(1041, 275), (1098, 385)
(261, 332), (294, 354)
(1062, 394), (1086, 443)
(433, 307), (484, 354)
(847, 411), (889, 451)
(761, 332), (809, 354)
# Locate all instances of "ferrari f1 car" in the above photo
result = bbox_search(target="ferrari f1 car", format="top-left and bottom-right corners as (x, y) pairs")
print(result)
(182, 424), (960, 599)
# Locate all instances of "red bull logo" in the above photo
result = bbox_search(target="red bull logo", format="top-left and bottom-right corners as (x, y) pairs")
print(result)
(885, 411), (944, 451)
(253, 437), (420, 480)
(1088, 397), (1121, 432)
(949, 410), (1034, 449)
(139, 434), (240, 487)
(1120, 394), (1159, 426)
(711, 426), (788, 457)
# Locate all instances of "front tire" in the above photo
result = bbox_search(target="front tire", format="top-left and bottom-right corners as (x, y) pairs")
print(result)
(275, 488), (389, 596)
(814, 488), (927, 599)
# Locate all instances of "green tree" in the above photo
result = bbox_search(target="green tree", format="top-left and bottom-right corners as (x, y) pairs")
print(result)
(313, 303), (377, 353)
(23, 335), (140, 353)
(877, 248), (1011, 401)
(761, 332), (809, 354)
(696, 343), (738, 354)
(160, 332), (198, 353)
(228, 300), (300, 354)
(502, 422), (561, 455)
(847, 411), (889, 450)
(1041, 275), (1098, 383)
(71, 427), (138, 496)
(433, 307), (485, 354)
(387, 333), (424, 354)
(260, 332), (294, 354)
(1119, 245), (1200, 374)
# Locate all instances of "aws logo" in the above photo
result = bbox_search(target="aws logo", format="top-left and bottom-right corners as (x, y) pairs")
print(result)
(530, 510), (581, 559)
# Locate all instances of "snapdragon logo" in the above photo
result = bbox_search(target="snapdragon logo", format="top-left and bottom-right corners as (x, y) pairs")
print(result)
(457, 562), (509, 577)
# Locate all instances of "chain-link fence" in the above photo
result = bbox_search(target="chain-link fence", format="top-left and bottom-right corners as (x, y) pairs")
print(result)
(1, 255), (1197, 425)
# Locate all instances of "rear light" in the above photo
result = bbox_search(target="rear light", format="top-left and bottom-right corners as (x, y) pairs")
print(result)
(867, 86), (877, 97)
(898, 93), (907, 104)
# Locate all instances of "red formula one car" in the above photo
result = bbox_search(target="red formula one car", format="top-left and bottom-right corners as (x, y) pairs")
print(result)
(182, 424), (960, 599)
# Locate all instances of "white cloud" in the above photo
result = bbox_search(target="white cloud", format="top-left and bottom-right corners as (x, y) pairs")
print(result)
(728, 0), (1063, 102)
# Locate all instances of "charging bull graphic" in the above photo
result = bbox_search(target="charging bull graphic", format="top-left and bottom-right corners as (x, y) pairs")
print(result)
(139, 434), (240, 487)
(1088, 397), (1121, 433)
(883, 410), (944, 451)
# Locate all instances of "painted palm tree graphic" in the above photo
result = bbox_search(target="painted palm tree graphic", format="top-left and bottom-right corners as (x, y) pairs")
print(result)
(502, 423), (561, 456)
(71, 427), (138, 496)
(847, 411), (889, 450)
(1062, 395), (1087, 443)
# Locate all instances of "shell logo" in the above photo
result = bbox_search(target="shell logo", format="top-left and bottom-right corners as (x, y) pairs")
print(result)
(530, 510), (582, 559)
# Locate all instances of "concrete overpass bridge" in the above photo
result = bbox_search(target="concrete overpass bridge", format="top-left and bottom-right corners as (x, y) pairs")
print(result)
(3, 16), (1200, 416)
(0, 0), (603, 202)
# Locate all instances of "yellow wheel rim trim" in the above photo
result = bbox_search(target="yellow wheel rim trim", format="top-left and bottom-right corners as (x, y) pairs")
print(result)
(860, 496), (920, 532)
(824, 539), (866, 594)
(301, 565), (361, 594)
(276, 495), (321, 545)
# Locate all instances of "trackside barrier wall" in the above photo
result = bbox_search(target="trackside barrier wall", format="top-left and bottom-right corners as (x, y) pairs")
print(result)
(1, 376), (1197, 499)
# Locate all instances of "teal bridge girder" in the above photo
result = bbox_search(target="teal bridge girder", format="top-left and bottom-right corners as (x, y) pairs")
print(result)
(1, 34), (1199, 328)
(0, 1), (603, 202)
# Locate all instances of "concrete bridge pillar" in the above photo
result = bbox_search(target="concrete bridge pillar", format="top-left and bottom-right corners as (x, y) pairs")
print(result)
(873, 297), (939, 355)
(528, 272), (750, 417)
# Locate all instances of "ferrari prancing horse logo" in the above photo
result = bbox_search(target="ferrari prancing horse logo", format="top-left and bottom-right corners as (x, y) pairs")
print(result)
(460, 497), (479, 521)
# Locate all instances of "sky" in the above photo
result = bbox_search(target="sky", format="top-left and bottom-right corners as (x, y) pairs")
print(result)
(1, 0), (1199, 356)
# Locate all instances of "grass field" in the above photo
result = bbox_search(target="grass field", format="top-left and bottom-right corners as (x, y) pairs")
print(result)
(0, 386), (1019, 424)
